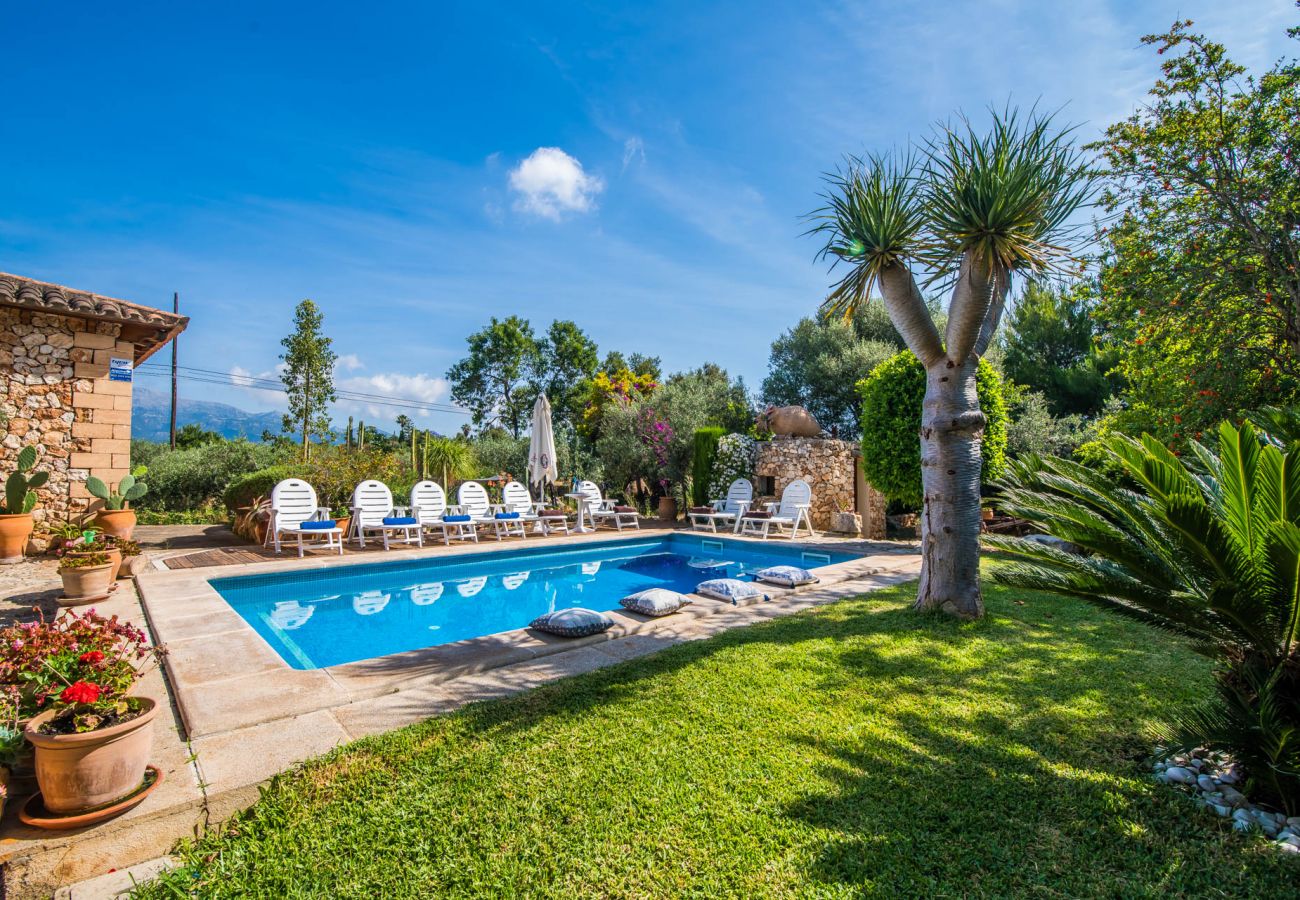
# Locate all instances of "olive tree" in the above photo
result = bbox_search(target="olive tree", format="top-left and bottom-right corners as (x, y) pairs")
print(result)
(812, 110), (1095, 617)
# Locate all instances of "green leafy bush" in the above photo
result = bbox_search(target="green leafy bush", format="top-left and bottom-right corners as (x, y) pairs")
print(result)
(857, 351), (1007, 506)
(139, 440), (286, 511)
(223, 464), (304, 511)
(690, 428), (725, 506)
(989, 421), (1300, 813)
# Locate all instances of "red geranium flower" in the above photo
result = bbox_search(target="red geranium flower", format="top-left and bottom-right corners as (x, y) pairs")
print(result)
(59, 681), (101, 704)
(78, 650), (105, 665)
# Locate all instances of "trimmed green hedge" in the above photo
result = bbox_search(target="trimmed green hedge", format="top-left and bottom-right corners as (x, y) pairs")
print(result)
(857, 351), (1007, 506)
(222, 464), (305, 511)
(690, 427), (725, 506)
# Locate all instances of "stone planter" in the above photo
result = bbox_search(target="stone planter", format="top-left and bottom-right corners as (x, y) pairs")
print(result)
(58, 562), (115, 605)
(657, 497), (678, 522)
(830, 511), (862, 536)
(24, 697), (157, 815)
(0, 513), (34, 564)
(93, 509), (137, 540)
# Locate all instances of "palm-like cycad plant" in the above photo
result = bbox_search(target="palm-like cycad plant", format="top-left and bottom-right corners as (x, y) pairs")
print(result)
(987, 421), (1300, 812)
(811, 108), (1095, 617)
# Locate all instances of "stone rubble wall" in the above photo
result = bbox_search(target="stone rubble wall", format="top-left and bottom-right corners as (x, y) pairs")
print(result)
(0, 307), (132, 523)
(754, 437), (885, 538)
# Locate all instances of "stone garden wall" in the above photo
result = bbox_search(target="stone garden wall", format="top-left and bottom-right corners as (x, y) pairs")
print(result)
(0, 307), (132, 522)
(754, 436), (885, 538)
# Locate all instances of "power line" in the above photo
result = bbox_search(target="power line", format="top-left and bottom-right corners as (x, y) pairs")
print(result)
(133, 366), (470, 416)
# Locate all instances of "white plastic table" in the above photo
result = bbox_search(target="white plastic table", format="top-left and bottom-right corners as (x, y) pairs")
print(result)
(565, 492), (595, 533)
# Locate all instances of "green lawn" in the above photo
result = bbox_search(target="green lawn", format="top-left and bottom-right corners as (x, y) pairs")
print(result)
(138, 570), (1296, 898)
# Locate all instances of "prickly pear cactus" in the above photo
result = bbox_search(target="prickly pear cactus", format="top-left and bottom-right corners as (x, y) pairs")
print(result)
(0, 446), (48, 515)
(86, 465), (149, 510)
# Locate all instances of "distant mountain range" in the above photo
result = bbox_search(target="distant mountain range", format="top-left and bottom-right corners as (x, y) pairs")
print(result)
(131, 387), (283, 443)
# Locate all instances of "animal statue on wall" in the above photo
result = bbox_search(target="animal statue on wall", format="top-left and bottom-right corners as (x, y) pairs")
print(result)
(756, 405), (823, 438)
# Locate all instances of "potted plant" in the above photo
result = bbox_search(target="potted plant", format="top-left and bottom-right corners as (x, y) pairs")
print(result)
(113, 538), (148, 578)
(58, 553), (115, 604)
(58, 530), (122, 581)
(1, 609), (162, 818)
(0, 446), (48, 564)
(331, 507), (352, 542)
(87, 466), (148, 539)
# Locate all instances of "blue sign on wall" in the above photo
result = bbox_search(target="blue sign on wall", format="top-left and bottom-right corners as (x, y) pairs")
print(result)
(109, 356), (132, 383)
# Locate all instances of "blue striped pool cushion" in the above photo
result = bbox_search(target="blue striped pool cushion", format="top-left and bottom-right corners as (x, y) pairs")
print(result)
(299, 520), (337, 530)
(494, 511), (521, 520)
(443, 514), (472, 523)
(382, 516), (418, 526)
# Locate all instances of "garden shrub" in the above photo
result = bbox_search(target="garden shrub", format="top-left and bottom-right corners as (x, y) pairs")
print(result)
(471, 433), (529, 481)
(707, 433), (757, 500)
(140, 440), (285, 511)
(857, 350), (1007, 506)
(223, 464), (305, 511)
(690, 427), (725, 506)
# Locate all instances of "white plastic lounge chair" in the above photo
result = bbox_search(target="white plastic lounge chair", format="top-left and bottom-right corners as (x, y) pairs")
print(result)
(739, 478), (814, 540)
(689, 479), (753, 533)
(495, 481), (541, 539)
(581, 480), (640, 531)
(500, 480), (569, 536)
(455, 481), (508, 540)
(410, 481), (477, 545)
(264, 478), (343, 557)
(350, 480), (424, 550)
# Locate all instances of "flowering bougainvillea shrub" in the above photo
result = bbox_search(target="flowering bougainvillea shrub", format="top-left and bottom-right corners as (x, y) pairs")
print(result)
(708, 433), (758, 500)
(0, 609), (160, 725)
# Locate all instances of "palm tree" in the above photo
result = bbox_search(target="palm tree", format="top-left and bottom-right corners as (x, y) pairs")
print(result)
(987, 422), (1300, 812)
(422, 435), (477, 489)
(811, 109), (1095, 617)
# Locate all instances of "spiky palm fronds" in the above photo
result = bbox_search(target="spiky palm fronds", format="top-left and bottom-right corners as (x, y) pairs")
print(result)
(917, 108), (1096, 284)
(810, 153), (926, 320)
(988, 421), (1300, 811)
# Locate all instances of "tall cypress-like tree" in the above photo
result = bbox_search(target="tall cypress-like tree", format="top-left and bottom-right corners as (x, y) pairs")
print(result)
(280, 299), (337, 461)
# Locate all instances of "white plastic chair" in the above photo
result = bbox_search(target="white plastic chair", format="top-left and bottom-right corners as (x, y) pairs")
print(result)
(740, 478), (813, 540)
(690, 479), (753, 533)
(411, 481), (477, 545)
(492, 481), (537, 540)
(264, 479), (343, 557)
(454, 482), (495, 528)
(350, 480), (423, 550)
(582, 480), (639, 531)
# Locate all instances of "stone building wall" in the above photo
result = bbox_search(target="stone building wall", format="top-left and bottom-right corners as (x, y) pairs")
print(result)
(754, 436), (885, 538)
(0, 307), (133, 522)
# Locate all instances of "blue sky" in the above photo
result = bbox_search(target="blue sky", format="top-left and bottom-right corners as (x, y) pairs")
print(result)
(1, 1), (1294, 434)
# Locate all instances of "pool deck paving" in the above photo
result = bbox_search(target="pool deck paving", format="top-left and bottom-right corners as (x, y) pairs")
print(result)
(0, 524), (920, 898)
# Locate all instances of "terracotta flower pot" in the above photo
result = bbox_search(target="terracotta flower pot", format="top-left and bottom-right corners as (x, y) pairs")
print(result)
(981, 508), (995, 521)
(0, 513), (34, 564)
(58, 562), (115, 605)
(25, 697), (157, 815)
(93, 508), (138, 540)
(122, 554), (150, 578)
(657, 496), (678, 522)
(65, 547), (122, 581)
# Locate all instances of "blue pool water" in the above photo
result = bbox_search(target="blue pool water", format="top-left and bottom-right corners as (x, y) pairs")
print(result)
(211, 534), (855, 669)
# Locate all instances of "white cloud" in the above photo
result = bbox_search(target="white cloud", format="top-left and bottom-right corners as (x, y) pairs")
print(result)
(334, 353), (364, 372)
(508, 147), (604, 220)
(335, 372), (452, 421)
(622, 136), (645, 170)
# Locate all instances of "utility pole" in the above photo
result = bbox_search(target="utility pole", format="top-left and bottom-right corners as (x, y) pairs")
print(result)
(169, 292), (179, 449)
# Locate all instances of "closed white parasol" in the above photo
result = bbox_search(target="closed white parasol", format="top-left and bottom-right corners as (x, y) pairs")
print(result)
(528, 394), (559, 497)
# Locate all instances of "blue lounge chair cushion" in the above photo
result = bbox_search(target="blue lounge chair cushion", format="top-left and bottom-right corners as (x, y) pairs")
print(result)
(443, 514), (472, 523)
(529, 607), (614, 638)
(382, 516), (418, 526)
(620, 588), (693, 617)
(755, 565), (819, 587)
(495, 511), (521, 520)
(696, 578), (768, 604)
(299, 520), (336, 530)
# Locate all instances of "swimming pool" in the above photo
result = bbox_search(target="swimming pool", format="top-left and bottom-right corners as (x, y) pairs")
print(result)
(211, 534), (857, 669)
